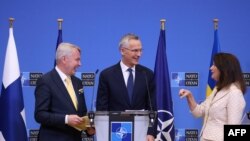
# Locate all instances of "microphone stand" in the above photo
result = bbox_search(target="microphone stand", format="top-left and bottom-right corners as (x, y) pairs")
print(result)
(88, 69), (99, 127)
(143, 71), (156, 127)
(88, 112), (95, 127)
(148, 111), (156, 127)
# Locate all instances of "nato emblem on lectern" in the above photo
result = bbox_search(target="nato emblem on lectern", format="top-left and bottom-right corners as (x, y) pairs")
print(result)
(111, 122), (132, 141)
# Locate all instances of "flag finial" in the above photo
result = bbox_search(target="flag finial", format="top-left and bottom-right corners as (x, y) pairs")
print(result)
(57, 18), (63, 30)
(213, 18), (219, 30)
(9, 17), (15, 28)
(160, 19), (166, 30)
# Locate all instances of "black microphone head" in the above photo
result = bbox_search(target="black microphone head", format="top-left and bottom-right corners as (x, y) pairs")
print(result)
(88, 111), (95, 126)
(95, 69), (99, 74)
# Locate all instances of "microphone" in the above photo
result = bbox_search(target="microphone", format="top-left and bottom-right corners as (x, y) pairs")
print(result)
(143, 71), (155, 127)
(88, 69), (99, 127)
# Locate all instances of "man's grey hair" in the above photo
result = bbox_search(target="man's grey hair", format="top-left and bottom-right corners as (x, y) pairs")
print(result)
(119, 33), (140, 49)
(55, 42), (81, 63)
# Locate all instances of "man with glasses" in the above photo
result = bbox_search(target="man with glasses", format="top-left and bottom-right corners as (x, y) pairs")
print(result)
(96, 33), (157, 141)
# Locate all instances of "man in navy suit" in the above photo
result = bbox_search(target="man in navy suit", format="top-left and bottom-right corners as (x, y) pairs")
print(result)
(34, 43), (94, 141)
(96, 33), (157, 141)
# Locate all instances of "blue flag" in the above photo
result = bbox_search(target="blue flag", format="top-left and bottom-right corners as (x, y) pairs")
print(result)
(0, 27), (28, 141)
(54, 29), (63, 66)
(206, 29), (220, 97)
(154, 28), (175, 140)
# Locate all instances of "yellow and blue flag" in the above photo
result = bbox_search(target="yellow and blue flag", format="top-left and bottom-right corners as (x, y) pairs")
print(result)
(206, 28), (220, 97)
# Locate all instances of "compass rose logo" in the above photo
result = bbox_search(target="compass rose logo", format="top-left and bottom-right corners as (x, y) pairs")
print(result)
(155, 110), (174, 141)
(115, 127), (128, 139)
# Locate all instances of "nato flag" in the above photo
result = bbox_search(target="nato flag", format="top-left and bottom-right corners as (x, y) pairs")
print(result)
(154, 27), (175, 141)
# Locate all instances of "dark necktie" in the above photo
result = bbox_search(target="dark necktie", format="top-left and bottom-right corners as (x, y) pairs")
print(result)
(127, 68), (134, 102)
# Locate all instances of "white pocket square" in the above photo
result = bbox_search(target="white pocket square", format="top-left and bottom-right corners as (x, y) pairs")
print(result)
(78, 88), (84, 94)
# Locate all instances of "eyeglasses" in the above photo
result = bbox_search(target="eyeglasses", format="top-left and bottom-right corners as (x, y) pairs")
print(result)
(123, 47), (143, 53)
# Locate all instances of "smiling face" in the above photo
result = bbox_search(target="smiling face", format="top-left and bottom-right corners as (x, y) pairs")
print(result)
(56, 43), (81, 76)
(63, 48), (81, 76)
(120, 39), (142, 68)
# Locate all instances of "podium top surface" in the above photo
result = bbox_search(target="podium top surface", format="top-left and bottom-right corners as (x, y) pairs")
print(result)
(95, 110), (153, 116)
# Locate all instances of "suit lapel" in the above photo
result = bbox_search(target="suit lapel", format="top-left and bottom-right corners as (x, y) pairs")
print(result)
(114, 63), (131, 105)
(71, 76), (82, 111)
(211, 88), (229, 105)
(51, 69), (77, 111)
(203, 89), (217, 126)
(133, 68), (144, 105)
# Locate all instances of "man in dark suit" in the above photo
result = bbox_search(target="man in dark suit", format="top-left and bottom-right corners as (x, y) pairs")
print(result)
(34, 43), (94, 141)
(96, 33), (157, 141)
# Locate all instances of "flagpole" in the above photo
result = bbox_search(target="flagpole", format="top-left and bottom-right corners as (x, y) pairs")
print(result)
(206, 19), (220, 97)
(160, 19), (166, 30)
(57, 18), (63, 30)
(54, 18), (63, 66)
(9, 17), (15, 28)
(155, 19), (175, 140)
(213, 18), (219, 30)
(1, 17), (28, 141)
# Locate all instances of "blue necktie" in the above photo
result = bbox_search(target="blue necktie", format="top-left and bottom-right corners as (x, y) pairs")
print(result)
(127, 68), (134, 102)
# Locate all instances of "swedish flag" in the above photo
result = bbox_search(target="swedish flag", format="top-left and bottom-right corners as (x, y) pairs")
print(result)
(206, 20), (221, 97)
